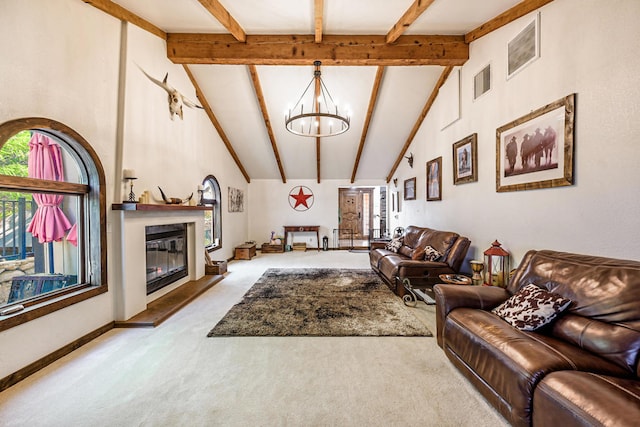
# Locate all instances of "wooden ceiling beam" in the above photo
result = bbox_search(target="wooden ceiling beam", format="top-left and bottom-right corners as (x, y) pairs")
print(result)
(167, 34), (468, 66)
(196, 0), (246, 42)
(351, 66), (385, 183)
(386, 0), (437, 44)
(248, 65), (287, 184)
(81, 0), (166, 39)
(316, 137), (321, 184)
(386, 66), (453, 182)
(314, 0), (324, 43)
(465, 0), (554, 43)
(182, 65), (251, 183)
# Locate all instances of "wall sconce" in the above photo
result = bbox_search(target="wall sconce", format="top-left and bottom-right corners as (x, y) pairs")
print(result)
(122, 168), (138, 203)
(393, 178), (398, 187)
(404, 152), (414, 168)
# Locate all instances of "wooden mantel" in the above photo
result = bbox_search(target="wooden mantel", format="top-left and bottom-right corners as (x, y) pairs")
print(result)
(112, 203), (212, 211)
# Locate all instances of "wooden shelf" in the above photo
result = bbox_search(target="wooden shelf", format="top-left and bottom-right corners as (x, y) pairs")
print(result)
(112, 203), (212, 211)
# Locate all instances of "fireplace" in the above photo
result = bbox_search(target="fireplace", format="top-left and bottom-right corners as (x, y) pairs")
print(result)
(145, 223), (188, 295)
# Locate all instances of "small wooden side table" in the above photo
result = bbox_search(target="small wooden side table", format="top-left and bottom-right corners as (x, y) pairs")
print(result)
(234, 243), (256, 260)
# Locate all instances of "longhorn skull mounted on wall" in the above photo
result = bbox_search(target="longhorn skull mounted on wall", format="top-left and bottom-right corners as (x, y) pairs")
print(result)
(138, 66), (203, 120)
(404, 152), (414, 168)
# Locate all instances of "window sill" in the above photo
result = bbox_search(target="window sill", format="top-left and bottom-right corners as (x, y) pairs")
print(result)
(0, 284), (107, 332)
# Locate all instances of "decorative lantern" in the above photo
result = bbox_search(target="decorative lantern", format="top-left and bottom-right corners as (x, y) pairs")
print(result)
(484, 240), (510, 287)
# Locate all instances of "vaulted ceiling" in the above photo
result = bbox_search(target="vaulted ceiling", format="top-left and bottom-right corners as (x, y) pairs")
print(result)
(83, 0), (553, 183)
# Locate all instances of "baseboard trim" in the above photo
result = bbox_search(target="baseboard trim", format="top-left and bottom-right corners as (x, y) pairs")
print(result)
(0, 321), (114, 392)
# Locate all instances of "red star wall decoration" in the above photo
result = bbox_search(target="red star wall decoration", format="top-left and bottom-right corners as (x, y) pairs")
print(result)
(288, 186), (314, 211)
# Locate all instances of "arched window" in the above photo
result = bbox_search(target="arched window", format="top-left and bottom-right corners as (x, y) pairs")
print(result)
(0, 118), (106, 331)
(202, 175), (222, 251)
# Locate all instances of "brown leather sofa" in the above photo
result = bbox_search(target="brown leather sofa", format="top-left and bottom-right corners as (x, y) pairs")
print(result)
(434, 250), (640, 427)
(369, 225), (470, 296)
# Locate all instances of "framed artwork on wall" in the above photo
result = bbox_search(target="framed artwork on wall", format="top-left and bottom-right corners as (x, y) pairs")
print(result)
(473, 64), (491, 100)
(507, 12), (540, 79)
(453, 133), (478, 185)
(426, 157), (442, 201)
(228, 187), (244, 212)
(496, 93), (575, 192)
(404, 177), (416, 200)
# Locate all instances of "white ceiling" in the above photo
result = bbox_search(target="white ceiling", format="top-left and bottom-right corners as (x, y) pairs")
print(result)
(110, 0), (524, 182)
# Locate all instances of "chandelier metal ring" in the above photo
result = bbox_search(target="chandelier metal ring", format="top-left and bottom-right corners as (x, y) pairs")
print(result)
(284, 60), (350, 138)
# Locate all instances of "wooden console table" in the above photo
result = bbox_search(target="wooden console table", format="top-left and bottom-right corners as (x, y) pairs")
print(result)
(283, 225), (320, 251)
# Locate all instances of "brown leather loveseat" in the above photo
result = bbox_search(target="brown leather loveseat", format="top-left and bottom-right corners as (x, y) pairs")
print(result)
(369, 225), (470, 296)
(434, 249), (640, 426)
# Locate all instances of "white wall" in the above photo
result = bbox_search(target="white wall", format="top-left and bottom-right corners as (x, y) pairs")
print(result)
(249, 179), (385, 247)
(0, 0), (248, 379)
(390, 0), (640, 270)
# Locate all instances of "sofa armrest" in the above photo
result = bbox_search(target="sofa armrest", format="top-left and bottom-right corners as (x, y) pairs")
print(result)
(396, 261), (452, 283)
(370, 241), (388, 250)
(433, 284), (510, 348)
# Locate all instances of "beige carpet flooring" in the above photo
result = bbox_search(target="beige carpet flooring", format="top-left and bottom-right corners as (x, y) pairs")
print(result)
(0, 251), (508, 427)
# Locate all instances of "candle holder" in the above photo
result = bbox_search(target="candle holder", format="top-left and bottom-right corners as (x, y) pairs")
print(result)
(125, 177), (138, 203)
(470, 260), (484, 286)
(122, 169), (138, 203)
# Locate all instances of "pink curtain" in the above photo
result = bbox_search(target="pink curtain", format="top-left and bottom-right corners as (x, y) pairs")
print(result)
(26, 133), (73, 244)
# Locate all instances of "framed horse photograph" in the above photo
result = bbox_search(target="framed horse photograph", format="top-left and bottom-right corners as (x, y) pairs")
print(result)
(404, 177), (416, 200)
(426, 157), (442, 201)
(496, 93), (575, 192)
(453, 133), (478, 185)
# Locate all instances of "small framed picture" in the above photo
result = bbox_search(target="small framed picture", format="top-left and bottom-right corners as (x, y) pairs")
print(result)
(426, 157), (442, 201)
(473, 64), (491, 100)
(453, 133), (478, 185)
(404, 177), (416, 200)
(507, 13), (540, 79)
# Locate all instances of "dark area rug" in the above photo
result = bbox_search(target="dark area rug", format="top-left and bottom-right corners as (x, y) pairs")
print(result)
(208, 268), (432, 337)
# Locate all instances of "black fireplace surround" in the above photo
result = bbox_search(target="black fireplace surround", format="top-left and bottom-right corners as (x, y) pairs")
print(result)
(145, 223), (188, 295)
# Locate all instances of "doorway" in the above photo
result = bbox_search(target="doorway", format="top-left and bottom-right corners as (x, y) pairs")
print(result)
(338, 187), (374, 248)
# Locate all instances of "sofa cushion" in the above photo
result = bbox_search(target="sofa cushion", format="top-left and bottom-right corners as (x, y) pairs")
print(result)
(419, 229), (459, 258)
(444, 308), (629, 426)
(424, 245), (442, 262)
(550, 314), (640, 374)
(507, 250), (640, 371)
(492, 284), (572, 331)
(398, 245), (413, 258)
(402, 225), (429, 249)
(385, 237), (402, 253)
(533, 371), (640, 427)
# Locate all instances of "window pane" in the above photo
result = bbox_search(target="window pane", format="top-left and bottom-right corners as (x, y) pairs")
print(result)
(202, 176), (221, 250)
(204, 210), (213, 247)
(0, 190), (80, 308)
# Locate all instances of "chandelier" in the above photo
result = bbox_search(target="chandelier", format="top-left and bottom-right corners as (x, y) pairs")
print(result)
(285, 61), (350, 137)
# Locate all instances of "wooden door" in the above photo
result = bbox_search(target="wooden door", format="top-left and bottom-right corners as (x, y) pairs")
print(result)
(338, 188), (373, 240)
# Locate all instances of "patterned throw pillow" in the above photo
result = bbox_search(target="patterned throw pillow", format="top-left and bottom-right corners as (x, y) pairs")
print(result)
(385, 237), (403, 253)
(492, 284), (572, 331)
(424, 245), (443, 262)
